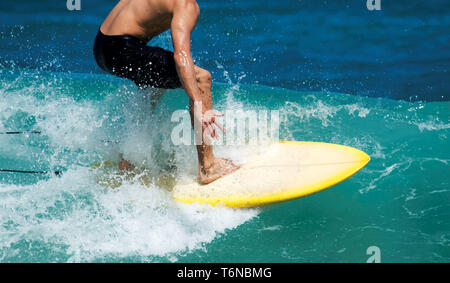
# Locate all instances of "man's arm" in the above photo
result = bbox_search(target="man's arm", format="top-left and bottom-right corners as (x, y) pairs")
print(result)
(171, 0), (202, 103)
(171, 0), (224, 139)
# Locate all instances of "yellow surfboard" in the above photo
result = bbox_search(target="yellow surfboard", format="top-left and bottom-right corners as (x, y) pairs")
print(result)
(172, 141), (370, 208)
(93, 141), (370, 208)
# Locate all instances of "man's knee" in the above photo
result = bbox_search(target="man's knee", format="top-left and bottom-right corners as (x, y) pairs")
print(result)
(196, 67), (211, 84)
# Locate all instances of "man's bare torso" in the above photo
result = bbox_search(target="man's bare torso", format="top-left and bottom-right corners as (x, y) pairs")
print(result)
(100, 0), (198, 42)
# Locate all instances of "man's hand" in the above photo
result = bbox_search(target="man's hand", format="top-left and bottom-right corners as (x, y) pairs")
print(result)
(202, 110), (225, 139)
(193, 104), (225, 140)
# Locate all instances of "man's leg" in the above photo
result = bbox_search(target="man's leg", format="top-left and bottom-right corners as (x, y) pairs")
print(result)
(118, 88), (166, 171)
(191, 66), (239, 184)
(149, 88), (166, 111)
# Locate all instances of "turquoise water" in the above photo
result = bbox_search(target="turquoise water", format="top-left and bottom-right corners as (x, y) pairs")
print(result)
(0, 69), (448, 262)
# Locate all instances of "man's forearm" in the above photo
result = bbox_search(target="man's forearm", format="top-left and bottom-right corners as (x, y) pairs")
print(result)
(174, 53), (202, 103)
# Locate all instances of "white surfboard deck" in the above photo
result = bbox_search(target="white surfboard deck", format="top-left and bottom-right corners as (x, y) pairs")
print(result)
(172, 141), (370, 208)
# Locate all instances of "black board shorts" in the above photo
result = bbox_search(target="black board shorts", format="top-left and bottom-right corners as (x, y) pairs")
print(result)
(93, 30), (182, 89)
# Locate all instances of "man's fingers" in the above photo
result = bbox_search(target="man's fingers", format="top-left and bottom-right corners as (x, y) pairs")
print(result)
(207, 123), (215, 138)
(202, 110), (225, 139)
(215, 120), (225, 133)
(204, 123), (213, 138)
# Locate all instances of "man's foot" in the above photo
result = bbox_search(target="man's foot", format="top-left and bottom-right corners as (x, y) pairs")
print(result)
(118, 158), (134, 171)
(199, 158), (240, 184)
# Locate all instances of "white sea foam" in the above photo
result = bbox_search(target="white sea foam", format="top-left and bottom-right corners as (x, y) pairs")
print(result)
(413, 120), (450, 132)
(0, 77), (259, 262)
(359, 163), (401, 193)
(282, 97), (371, 127)
(0, 167), (257, 262)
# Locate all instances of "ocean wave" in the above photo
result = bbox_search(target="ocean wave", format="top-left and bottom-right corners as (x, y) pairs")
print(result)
(0, 68), (449, 262)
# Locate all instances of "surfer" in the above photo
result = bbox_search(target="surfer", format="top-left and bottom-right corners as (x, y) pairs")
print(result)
(93, 0), (239, 184)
